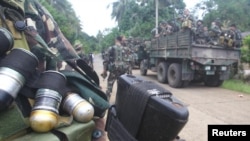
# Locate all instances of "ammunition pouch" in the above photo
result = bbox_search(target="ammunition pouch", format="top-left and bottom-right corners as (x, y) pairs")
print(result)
(0, 102), (30, 141)
(228, 39), (234, 47)
(219, 36), (225, 46)
(219, 35), (234, 48)
(11, 121), (95, 141)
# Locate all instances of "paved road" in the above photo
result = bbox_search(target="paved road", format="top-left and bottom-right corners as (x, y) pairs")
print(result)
(94, 54), (250, 141)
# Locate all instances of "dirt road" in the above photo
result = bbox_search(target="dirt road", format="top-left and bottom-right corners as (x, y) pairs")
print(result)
(94, 54), (250, 141)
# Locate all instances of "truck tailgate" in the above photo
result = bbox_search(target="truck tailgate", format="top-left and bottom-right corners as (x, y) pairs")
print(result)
(191, 45), (241, 65)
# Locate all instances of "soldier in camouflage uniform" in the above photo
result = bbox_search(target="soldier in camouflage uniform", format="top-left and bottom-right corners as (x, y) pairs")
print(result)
(228, 24), (242, 48)
(209, 20), (222, 45)
(101, 36), (131, 98)
(121, 36), (133, 74)
(180, 9), (194, 30)
(194, 20), (206, 44)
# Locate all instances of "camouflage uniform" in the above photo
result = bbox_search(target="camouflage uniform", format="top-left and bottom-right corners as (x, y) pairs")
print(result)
(194, 20), (206, 44)
(180, 9), (194, 30)
(229, 24), (242, 48)
(105, 43), (131, 97)
(24, 0), (79, 71)
(209, 21), (222, 45)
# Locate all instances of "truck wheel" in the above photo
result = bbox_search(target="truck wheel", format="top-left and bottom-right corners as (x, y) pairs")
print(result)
(140, 60), (147, 76)
(167, 63), (182, 88)
(204, 75), (223, 87)
(157, 62), (168, 83)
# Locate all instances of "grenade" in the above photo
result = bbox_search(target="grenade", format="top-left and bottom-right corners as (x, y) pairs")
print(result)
(0, 48), (38, 111)
(30, 71), (66, 132)
(62, 93), (94, 123)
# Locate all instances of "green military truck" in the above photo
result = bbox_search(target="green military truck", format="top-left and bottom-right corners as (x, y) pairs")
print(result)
(140, 30), (241, 88)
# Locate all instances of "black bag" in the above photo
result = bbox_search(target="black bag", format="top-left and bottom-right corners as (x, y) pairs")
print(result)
(105, 74), (189, 141)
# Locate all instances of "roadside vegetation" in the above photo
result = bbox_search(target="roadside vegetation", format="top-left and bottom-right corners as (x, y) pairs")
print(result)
(222, 79), (250, 94)
(222, 35), (250, 94)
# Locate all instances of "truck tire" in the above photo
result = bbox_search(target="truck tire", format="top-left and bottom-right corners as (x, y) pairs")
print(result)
(140, 60), (147, 76)
(204, 75), (223, 87)
(157, 62), (168, 83)
(167, 63), (182, 88)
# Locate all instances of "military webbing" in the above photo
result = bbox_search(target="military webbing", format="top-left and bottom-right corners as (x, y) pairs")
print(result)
(50, 129), (69, 141)
(2, 0), (25, 15)
(0, 5), (29, 51)
(0, 103), (31, 141)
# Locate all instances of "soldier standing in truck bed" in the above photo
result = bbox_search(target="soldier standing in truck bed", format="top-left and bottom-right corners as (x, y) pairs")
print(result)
(228, 24), (242, 48)
(194, 20), (206, 44)
(180, 9), (194, 30)
(209, 19), (222, 45)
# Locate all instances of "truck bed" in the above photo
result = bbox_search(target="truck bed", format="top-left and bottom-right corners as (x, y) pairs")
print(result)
(150, 30), (241, 66)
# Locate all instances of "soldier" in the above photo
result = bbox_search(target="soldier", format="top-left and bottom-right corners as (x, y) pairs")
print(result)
(101, 48), (105, 59)
(101, 35), (131, 99)
(180, 9), (194, 30)
(158, 21), (168, 36)
(209, 20), (222, 45)
(119, 36), (132, 74)
(74, 43), (89, 62)
(194, 20), (205, 44)
(229, 24), (242, 48)
(88, 52), (94, 69)
(168, 20), (180, 33)
(203, 26), (211, 43)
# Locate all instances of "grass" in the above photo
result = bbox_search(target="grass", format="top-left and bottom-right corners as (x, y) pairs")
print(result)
(221, 79), (250, 94)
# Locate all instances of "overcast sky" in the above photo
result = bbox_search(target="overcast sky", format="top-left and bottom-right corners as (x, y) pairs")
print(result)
(68, 0), (199, 36)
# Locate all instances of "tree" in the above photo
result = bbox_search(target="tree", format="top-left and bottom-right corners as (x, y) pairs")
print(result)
(39, 0), (82, 42)
(194, 0), (250, 31)
(114, 0), (185, 39)
(109, 0), (133, 26)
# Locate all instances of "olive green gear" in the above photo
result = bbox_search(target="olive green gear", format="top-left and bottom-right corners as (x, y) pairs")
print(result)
(2, 0), (25, 15)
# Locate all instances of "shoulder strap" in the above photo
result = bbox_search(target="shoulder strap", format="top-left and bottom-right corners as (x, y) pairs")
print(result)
(0, 5), (30, 50)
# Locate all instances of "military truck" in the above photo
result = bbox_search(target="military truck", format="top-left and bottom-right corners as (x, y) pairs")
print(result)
(140, 29), (241, 88)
